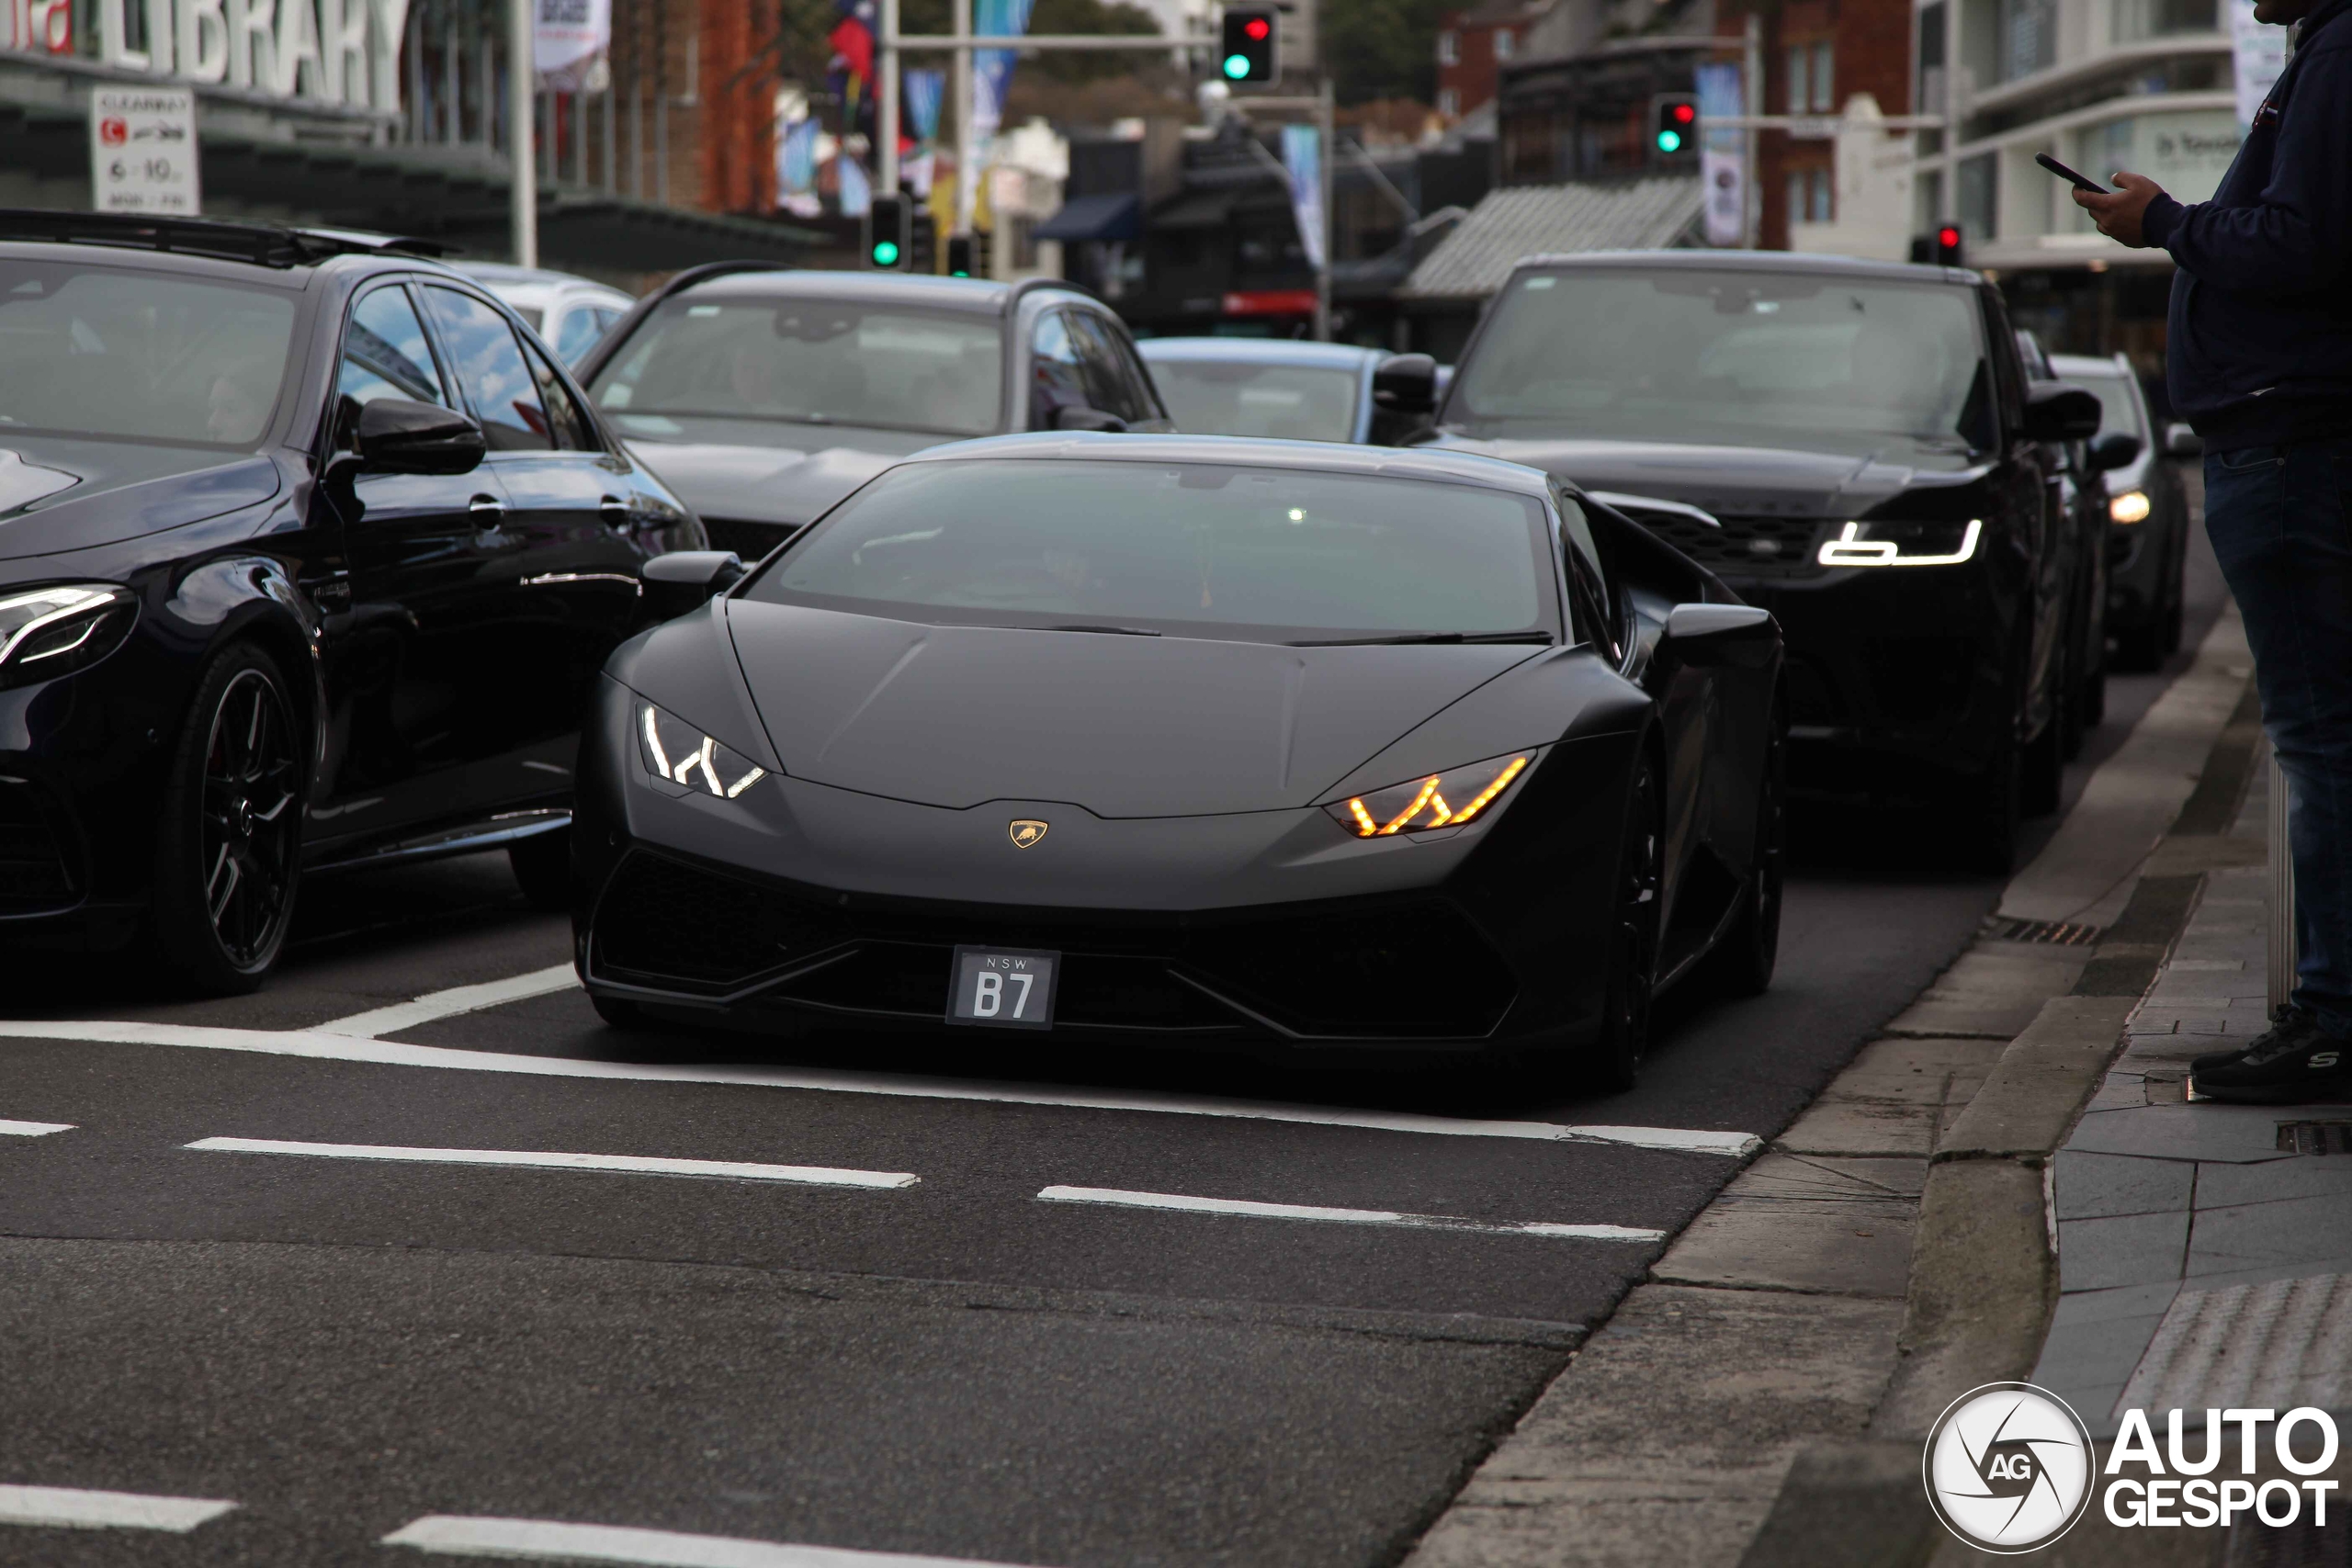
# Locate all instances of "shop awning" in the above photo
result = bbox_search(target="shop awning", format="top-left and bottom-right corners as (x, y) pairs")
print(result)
(1033, 192), (1142, 243)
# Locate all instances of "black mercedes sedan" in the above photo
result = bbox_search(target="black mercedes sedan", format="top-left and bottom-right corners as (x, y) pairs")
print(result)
(0, 211), (699, 992)
(1417, 252), (2104, 871)
(575, 270), (1173, 565)
(572, 436), (1784, 1087)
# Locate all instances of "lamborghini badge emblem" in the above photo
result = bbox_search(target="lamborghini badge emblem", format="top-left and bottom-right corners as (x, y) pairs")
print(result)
(1008, 818), (1049, 850)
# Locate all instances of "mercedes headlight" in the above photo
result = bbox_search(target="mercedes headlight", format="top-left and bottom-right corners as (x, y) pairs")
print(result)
(2109, 491), (2151, 525)
(1817, 519), (1983, 568)
(635, 699), (768, 799)
(1326, 753), (1531, 839)
(0, 584), (136, 690)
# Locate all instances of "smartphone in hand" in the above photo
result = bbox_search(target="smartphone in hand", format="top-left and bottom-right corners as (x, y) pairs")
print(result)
(2035, 152), (2109, 193)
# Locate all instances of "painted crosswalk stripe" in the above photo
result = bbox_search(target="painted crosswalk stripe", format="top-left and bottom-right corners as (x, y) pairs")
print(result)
(0, 1484), (236, 1532)
(183, 1137), (918, 1190)
(315, 964), (581, 1040)
(0, 1019), (1761, 1156)
(0, 1120), (73, 1136)
(1036, 1185), (1668, 1242)
(382, 1516), (1043, 1566)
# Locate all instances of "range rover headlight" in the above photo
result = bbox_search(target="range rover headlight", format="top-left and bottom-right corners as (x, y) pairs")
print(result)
(1816, 519), (1983, 568)
(2109, 491), (2152, 525)
(636, 699), (768, 800)
(1325, 753), (1532, 839)
(0, 584), (136, 690)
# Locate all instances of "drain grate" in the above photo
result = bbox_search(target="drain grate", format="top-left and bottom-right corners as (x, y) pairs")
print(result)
(1983, 917), (2104, 946)
(2278, 1122), (2352, 1156)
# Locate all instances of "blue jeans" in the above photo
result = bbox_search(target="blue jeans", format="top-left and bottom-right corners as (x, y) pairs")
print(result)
(2207, 436), (2352, 1039)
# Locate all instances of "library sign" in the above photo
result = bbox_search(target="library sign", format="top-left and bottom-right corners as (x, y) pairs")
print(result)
(85, 0), (412, 111)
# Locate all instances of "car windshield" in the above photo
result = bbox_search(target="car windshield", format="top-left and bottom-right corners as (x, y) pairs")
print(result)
(0, 261), (296, 447)
(589, 296), (1002, 437)
(748, 457), (1555, 643)
(2067, 371), (2144, 438)
(1447, 268), (1995, 456)
(1148, 359), (1360, 442)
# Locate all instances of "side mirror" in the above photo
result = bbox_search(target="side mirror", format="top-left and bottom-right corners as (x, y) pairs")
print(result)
(2021, 381), (2104, 444)
(1373, 352), (1439, 414)
(2086, 431), (2143, 474)
(1661, 603), (1777, 666)
(1051, 405), (1128, 433)
(356, 398), (487, 476)
(642, 549), (745, 621)
(2165, 422), (2203, 459)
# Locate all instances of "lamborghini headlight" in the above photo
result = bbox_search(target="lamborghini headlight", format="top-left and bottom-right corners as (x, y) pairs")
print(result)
(635, 699), (768, 799)
(1325, 753), (1532, 839)
(2109, 490), (2151, 525)
(0, 583), (136, 690)
(1816, 519), (1983, 568)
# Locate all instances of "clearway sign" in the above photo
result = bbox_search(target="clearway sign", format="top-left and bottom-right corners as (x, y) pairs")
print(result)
(90, 86), (200, 213)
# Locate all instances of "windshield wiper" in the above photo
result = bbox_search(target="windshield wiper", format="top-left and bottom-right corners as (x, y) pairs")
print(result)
(1287, 631), (1555, 647)
(1042, 623), (1163, 637)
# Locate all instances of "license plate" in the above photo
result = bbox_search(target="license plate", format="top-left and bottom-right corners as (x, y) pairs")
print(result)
(947, 946), (1059, 1030)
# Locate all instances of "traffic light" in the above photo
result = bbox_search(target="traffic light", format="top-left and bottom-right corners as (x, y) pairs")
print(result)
(946, 235), (976, 278)
(1219, 7), (1276, 83)
(865, 193), (911, 269)
(1936, 223), (1964, 265)
(1652, 95), (1697, 155)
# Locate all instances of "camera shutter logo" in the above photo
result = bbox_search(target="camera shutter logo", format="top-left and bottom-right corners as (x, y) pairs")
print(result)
(1923, 1382), (2094, 1552)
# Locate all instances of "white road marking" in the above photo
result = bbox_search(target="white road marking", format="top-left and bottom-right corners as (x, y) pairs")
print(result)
(1036, 1185), (1668, 1242)
(0, 1019), (1760, 1156)
(0, 1119), (73, 1136)
(0, 1484), (236, 1532)
(383, 1516), (1041, 1566)
(183, 1137), (918, 1190)
(314, 964), (582, 1040)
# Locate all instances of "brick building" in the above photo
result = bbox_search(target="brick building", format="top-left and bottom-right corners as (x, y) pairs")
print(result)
(1719, 0), (1912, 251)
(1435, 0), (1549, 120)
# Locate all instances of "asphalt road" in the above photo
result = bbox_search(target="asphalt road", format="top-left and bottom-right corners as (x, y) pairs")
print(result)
(0, 520), (2229, 1568)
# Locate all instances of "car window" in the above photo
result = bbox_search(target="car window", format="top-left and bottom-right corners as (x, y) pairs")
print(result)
(1030, 311), (1091, 427)
(1148, 359), (1359, 441)
(2071, 373), (2145, 438)
(1107, 328), (1169, 425)
(519, 335), (595, 451)
(421, 285), (550, 451)
(339, 285), (447, 415)
(1068, 313), (1150, 424)
(1555, 491), (1618, 659)
(554, 307), (605, 366)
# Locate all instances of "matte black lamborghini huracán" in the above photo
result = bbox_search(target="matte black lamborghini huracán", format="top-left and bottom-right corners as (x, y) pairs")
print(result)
(574, 435), (1785, 1084)
(0, 213), (698, 993)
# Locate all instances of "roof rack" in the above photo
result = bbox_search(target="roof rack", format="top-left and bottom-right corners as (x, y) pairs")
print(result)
(0, 209), (452, 269)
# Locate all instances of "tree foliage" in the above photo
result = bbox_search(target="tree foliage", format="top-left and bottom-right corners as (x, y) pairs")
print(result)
(1323, 0), (1452, 106)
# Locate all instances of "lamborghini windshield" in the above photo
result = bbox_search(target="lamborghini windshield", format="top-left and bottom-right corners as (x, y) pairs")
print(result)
(748, 458), (1558, 644)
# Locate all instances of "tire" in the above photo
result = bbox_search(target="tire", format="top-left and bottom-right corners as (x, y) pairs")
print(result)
(2114, 619), (2165, 673)
(152, 644), (304, 995)
(1583, 752), (1664, 1093)
(1710, 700), (1785, 998)
(2023, 656), (2066, 819)
(1961, 737), (2022, 876)
(2057, 633), (2087, 761)
(2077, 635), (2106, 735)
(508, 828), (571, 912)
(2161, 531), (2187, 656)
(591, 992), (645, 1030)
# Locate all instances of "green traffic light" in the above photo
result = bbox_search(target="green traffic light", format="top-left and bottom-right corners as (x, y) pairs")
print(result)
(873, 240), (901, 266)
(1656, 130), (1681, 153)
(1223, 52), (1250, 78)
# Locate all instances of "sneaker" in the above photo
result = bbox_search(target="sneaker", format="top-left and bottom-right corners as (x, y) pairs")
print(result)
(2191, 1006), (2308, 1074)
(2190, 1010), (2352, 1104)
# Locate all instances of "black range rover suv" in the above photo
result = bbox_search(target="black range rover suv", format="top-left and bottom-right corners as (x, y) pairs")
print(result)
(0, 211), (699, 991)
(1417, 251), (2106, 869)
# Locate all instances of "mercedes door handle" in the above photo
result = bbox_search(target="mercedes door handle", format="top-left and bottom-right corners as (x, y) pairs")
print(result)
(469, 495), (507, 528)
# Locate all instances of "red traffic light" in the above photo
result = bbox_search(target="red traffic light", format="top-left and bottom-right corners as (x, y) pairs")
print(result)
(1938, 225), (1961, 248)
(1672, 103), (1695, 124)
(1244, 17), (1268, 37)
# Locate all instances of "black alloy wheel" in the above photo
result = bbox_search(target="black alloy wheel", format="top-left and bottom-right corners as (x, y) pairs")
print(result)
(154, 646), (302, 994)
(1586, 753), (1664, 1092)
(1711, 698), (1785, 998)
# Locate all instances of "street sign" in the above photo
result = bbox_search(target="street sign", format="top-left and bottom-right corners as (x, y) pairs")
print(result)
(89, 86), (198, 215)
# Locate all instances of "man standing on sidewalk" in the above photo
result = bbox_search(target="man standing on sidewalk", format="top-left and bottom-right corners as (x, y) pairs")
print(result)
(2075, 0), (2352, 1102)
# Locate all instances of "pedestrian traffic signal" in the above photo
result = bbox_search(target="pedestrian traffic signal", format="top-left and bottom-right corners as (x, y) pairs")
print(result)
(1908, 224), (1967, 265)
(1653, 95), (1697, 155)
(865, 193), (911, 269)
(1220, 7), (1276, 83)
(946, 235), (975, 278)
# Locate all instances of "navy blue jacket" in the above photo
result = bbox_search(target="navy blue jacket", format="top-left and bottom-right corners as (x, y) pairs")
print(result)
(2144, 0), (2352, 447)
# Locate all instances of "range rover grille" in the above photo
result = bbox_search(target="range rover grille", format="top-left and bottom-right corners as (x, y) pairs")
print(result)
(1612, 508), (1831, 579)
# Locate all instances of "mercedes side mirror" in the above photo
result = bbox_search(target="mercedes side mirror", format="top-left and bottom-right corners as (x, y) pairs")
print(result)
(1661, 603), (1777, 666)
(2021, 381), (2104, 444)
(2165, 422), (2204, 460)
(642, 550), (745, 621)
(1373, 353), (1439, 414)
(1051, 405), (1128, 433)
(2086, 431), (2143, 474)
(356, 398), (487, 476)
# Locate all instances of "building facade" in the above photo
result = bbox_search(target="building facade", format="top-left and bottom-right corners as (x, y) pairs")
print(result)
(1435, 0), (1547, 119)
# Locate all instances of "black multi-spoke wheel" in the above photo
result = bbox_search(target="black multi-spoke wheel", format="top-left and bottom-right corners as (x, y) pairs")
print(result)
(154, 646), (301, 993)
(1586, 752), (1664, 1092)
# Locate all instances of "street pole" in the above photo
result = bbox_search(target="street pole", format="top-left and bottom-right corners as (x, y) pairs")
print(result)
(1315, 76), (1332, 342)
(877, 0), (899, 197)
(1741, 11), (1759, 250)
(952, 0), (974, 237)
(510, 0), (536, 265)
